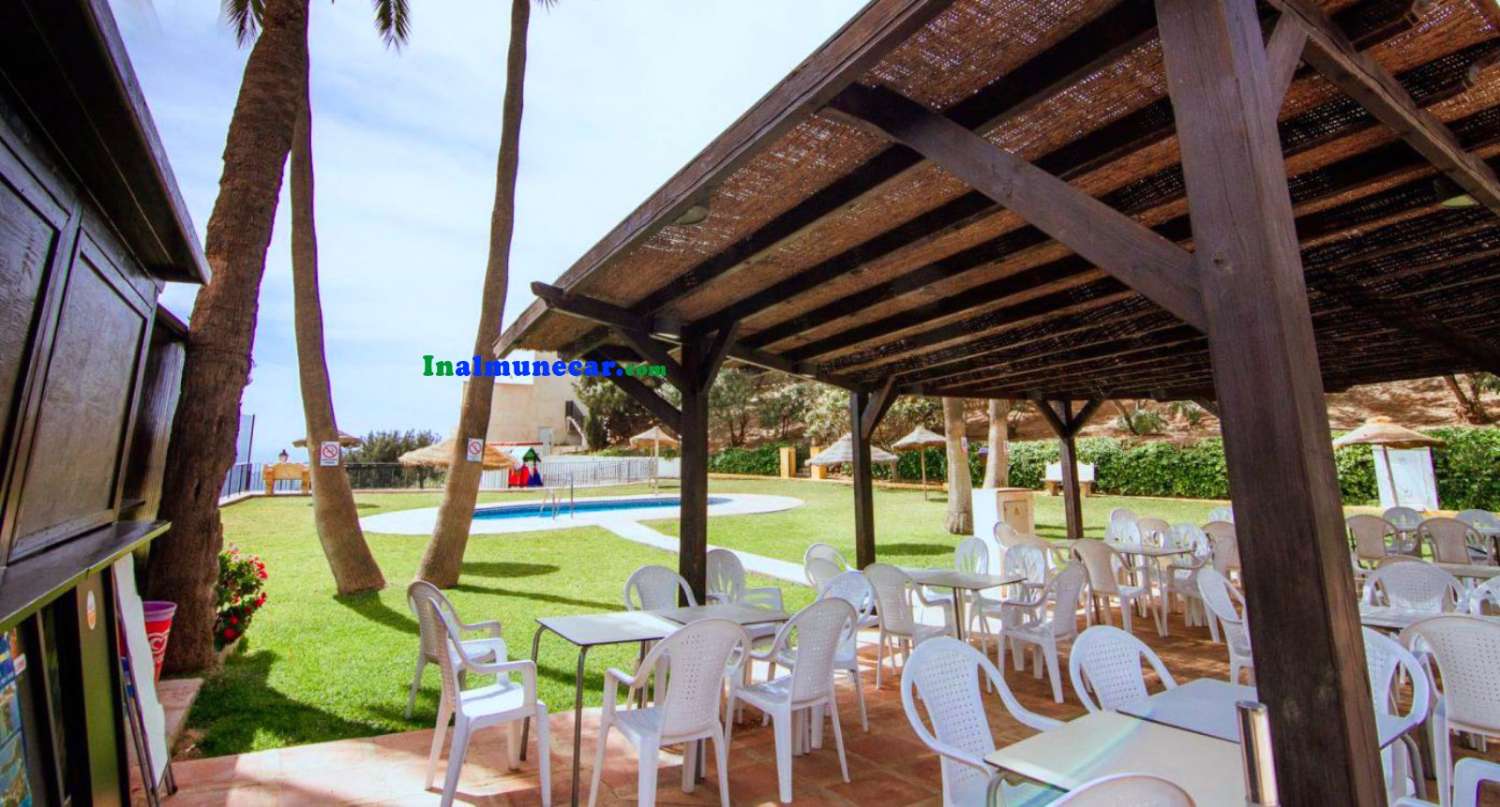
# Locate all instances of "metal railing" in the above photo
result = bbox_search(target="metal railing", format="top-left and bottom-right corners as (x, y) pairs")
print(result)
(538, 455), (657, 488)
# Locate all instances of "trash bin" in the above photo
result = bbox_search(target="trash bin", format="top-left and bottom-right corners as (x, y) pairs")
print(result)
(142, 601), (177, 680)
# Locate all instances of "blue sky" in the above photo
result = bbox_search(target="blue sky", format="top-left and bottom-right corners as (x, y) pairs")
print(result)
(110, 0), (866, 463)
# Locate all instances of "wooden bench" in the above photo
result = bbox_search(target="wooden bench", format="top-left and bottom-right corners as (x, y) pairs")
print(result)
(1044, 462), (1094, 496)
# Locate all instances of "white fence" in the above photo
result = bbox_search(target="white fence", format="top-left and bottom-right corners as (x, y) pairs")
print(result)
(479, 455), (661, 490)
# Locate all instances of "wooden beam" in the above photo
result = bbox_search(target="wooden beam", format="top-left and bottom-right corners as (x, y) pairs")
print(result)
(829, 84), (1206, 330)
(697, 322), (740, 389)
(860, 377), (899, 441)
(1265, 14), (1309, 107)
(1158, 0), (1385, 802)
(1051, 401), (1087, 540)
(1192, 397), (1220, 418)
(531, 282), (653, 333)
(1069, 398), (1105, 433)
(1270, 0), (1500, 215)
(585, 351), (682, 433)
(616, 328), (692, 392)
(850, 391), (878, 569)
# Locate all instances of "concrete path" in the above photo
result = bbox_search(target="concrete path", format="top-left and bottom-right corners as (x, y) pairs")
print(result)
(599, 520), (807, 585)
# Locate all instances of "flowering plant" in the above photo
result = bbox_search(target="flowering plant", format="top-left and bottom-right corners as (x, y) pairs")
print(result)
(214, 546), (268, 650)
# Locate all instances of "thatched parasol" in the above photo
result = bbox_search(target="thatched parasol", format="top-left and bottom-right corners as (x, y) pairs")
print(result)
(398, 438), (517, 470)
(293, 430), (361, 448)
(806, 434), (898, 467)
(630, 425), (679, 490)
(893, 426), (946, 500)
(1334, 417), (1443, 509)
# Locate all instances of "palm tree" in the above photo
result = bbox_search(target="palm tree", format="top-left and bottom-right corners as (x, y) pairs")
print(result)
(943, 397), (972, 534)
(982, 399), (1010, 488)
(418, 0), (549, 587)
(147, 0), (407, 673)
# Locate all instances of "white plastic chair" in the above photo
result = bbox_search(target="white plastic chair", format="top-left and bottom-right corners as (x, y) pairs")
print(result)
(1203, 520), (1240, 584)
(1365, 562), (1463, 613)
(1197, 568), (1254, 684)
(405, 581), (508, 719)
(1349, 514), (1401, 568)
(1105, 508), (1138, 542)
(1455, 509), (1500, 547)
(1162, 523), (1213, 636)
(1364, 627), (1431, 803)
(1135, 517), (1170, 548)
(1385, 507), (1425, 554)
(411, 584), (550, 807)
(804, 556), (844, 592)
(1072, 539), (1150, 634)
(994, 563), (1087, 703)
(817, 570), (877, 730)
(864, 563), (949, 687)
(1465, 577), (1500, 615)
(624, 564), (698, 610)
(1399, 616), (1500, 807)
(1051, 773), (1194, 805)
(1067, 625), (1177, 712)
(707, 548), (783, 610)
(900, 637), (1061, 807)
(1421, 517), (1491, 565)
(1395, 758), (1500, 807)
(1205, 505), (1234, 524)
(803, 543), (849, 576)
(587, 618), (748, 807)
(729, 599), (854, 803)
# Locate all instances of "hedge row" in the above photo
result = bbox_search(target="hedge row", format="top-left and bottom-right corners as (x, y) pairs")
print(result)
(705, 428), (1500, 509)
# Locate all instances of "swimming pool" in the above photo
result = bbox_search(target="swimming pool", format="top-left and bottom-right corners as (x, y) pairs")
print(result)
(473, 495), (730, 521)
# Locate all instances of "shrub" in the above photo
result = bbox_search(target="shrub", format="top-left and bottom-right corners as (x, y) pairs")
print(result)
(709, 444), (801, 475)
(215, 546), (268, 650)
(1430, 427), (1500, 510)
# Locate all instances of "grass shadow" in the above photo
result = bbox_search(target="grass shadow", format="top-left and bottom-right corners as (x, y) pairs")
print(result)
(451, 583), (617, 612)
(460, 561), (558, 579)
(335, 591), (417, 634)
(876, 542), (953, 557)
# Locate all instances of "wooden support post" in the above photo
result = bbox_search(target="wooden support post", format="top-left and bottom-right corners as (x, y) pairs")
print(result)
(850, 391), (878, 569)
(1157, 1), (1385, 803)
(1056, 406), (1085, 542)
(678, 343), (711, 605)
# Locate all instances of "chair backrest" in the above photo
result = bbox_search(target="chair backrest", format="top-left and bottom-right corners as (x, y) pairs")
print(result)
(1002, 543), (1048, 588)
(771, 599), (853, 703)
(1106, 508), (1138, 542)
(1203, 522), (1239, 574)
(819, 570), (875, 653)
(635, 618), (748, 738)
(901, 638), (1059, 806)
(1206, 506), (1234, 523)
(409, 582), (469, 706)
(1421, 516), (1488, 565)
(1401, 615), (1500, 735)
(1467, 577), (1500, 616)
(1036, 563), (1088, 639)
(706, 548), (746, 603)
(1384, 506), (1424, 532)
(1346, 514), (1398, 563)
(1067, 625), (1178, 713)
(1167, 523), (1211, 568)
(805, 556), (844, 591)
(864, 563), (919, 635)
(1197, 568), (1252, 657)
(1051, 773), (1194, 806)
(408, 580), (472, 663)
(803, 542), (849, 571)
(1456, 509), (1500, 534)
(954, 537), (989, 575)
(1072, 540), (1123, 596)
(1136, 517), (1170, 547)
(1362, 627), (1430, 740)
(1365, 561), (1462, 613)
(624, 565), (697, 611)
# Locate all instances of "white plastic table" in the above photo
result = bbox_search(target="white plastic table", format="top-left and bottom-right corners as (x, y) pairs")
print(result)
(1117, 677), (1409, 747)
(900, 567), (1023, 640)
(1103, 541), (1194, 635)
(521, 604), (789, 805)
(985, 710), (1245, 804)
(1436, 562), (1500, 581)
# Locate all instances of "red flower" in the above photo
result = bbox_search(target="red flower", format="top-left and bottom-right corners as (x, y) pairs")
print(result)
(258, 571), (268, 579)
(229, 615), (239, 625)
(223, 628), (237, 641)
(256, 594), (267, 606)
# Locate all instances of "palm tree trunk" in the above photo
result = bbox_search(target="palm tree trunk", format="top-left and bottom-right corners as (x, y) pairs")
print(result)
(417, 0), (531, 586)
(943, 397), (972, 534)
(147, 0), (309, 673)
(982, 398), (1010, 488)
(290, 82), (386, 595)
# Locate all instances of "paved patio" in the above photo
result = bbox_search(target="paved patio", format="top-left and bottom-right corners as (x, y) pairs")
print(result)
(156, 605), (1497, 806)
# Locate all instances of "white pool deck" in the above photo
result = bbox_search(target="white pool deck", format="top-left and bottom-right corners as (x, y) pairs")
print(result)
(358, 493), (808, 584)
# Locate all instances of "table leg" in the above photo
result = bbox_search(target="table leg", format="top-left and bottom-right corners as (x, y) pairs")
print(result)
(952, 592), (966, 642)
(520, 624), (546, 760)
(570, 646), (590, 807)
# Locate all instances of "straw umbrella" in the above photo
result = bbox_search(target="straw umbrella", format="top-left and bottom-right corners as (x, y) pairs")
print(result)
(807, 434), (899, 467)
(630, 425), (679, 491)
(1333, 416), (1444, 509)
(292, 430), (361, 448)
(398, 437), (517, 470)
(893, 426), (946, 500)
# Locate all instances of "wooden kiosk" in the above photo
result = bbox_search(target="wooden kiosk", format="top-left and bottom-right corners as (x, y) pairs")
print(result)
(0, 1), (207, 803)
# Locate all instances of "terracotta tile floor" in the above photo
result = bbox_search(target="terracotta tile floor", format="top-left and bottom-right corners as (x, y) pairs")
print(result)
(158, 606), (1498, 806)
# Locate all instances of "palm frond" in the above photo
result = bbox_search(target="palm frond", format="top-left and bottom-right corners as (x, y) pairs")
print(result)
(221, 0), (266, 45)
(371, 0), (411, 49)
(534, 0), (559, 9)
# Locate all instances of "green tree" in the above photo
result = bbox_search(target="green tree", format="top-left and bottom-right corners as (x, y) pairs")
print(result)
(710, 368), (755, 446)
(753, 377), (812, 441)
(575, 377), (655, 447)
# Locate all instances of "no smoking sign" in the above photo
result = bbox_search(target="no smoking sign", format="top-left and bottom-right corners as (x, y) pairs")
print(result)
(319, 441), (341, 466)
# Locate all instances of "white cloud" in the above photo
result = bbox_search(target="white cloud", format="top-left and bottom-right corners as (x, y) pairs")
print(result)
(112, 0), (866, 461)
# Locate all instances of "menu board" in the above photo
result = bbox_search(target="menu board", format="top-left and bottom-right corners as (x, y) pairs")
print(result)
(0, 633), (31, 807)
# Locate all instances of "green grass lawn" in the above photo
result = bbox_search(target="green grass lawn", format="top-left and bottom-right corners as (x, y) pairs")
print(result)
(188, 480), (1225, 756)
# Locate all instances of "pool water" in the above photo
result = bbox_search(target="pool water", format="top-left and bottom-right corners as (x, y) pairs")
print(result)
(473, 495), (729, 520)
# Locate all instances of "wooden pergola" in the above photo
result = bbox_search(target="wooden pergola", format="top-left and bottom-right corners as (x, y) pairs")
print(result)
(496, 0), (1500, 801)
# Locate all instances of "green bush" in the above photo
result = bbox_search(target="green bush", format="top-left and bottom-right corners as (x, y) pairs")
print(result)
(1430, 427), (1500, 510)
(709, 443), (802, 476)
